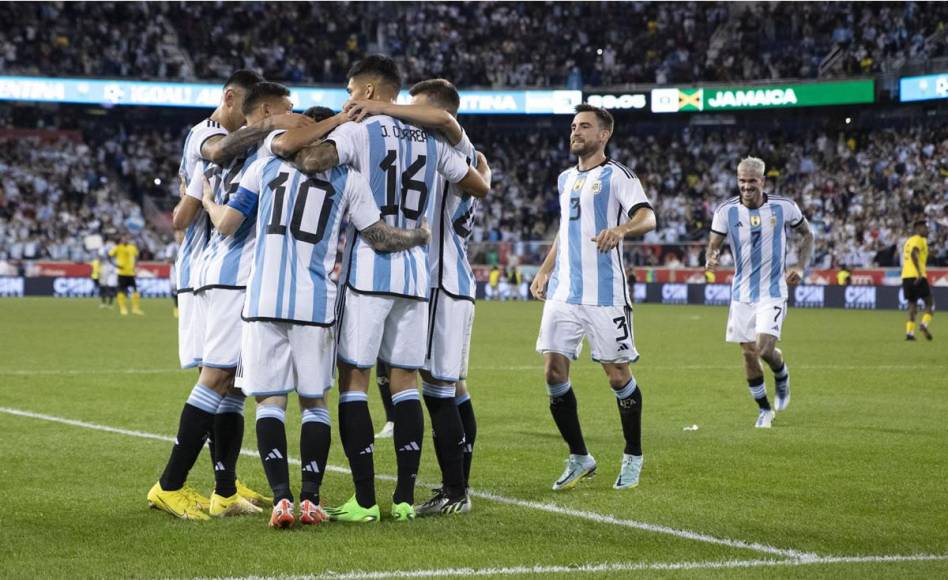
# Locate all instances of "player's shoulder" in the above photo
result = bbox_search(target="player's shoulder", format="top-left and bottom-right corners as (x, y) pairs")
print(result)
(329, 120), (365, 139)
(713, 196), (741, 213)
(767, 193), (799, 207)
(606, 159), (639, 182)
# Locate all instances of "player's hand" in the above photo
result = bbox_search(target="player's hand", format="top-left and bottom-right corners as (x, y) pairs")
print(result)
(915, 276), (924, 286)
(345, 100), (387, 123)
(417, 217), (431, 245)
(591, 227), (622, 252)
(201, 175), (214, 206)
(705, 250), (719, 272)
(785, 267), (803, 286)
(530, 271), (550, 301)
(268, 113), (316, 130)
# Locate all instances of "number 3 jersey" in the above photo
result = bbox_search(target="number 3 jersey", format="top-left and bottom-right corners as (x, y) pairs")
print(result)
(329, 116), (471, 300)
(710, 194), (805, 303)
(548, 159), (652, 308)
(229, 147), (381, 326)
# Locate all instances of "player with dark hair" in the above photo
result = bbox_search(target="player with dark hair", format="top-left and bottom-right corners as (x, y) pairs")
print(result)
(346, 77), (490, 514)
(902, 219), (934, 340)
(531, 104), (656, 491)
(279, 56), (490, 522)
(149, 70), (308, 521)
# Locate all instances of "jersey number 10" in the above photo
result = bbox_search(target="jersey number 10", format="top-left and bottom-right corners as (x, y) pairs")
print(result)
(265, 172), (335, 245)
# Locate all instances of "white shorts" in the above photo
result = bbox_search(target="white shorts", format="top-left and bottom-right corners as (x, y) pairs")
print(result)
(536, 300), (639, 363)
(337, 288), (427, 369)
(237, 320), (336, 399)
(424, 289), (475, 382)
(177, 291), (205, 369)
(726, 299), (787, 343)
(199, 288), (244, 368)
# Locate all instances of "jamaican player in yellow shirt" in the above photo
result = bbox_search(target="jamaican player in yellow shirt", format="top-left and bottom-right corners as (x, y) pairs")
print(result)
(109, 236), (144, 316)
(902, 220), (933, 340)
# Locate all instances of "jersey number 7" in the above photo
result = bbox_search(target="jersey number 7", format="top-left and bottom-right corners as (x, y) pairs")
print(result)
(265, 172), (335, 244)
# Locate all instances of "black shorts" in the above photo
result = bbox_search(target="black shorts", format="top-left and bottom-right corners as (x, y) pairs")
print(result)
(118, 275), (137, 292)
(902, 277), (931, 302)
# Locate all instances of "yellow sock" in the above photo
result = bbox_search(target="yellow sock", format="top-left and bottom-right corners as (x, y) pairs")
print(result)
(117, 292), (128, 314)
(922, 313), (933, 328)
(131, 292), (143, 313)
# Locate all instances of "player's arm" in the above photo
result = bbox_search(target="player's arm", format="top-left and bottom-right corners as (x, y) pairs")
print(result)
(172, 173), (202, 230)
(201, 175), (246, 237)
(292, 142), (340, 174)
(345, 100), (464, 145)
(530, 234), (559, 300)
(270, 112), (349, 158)
(359, 219), (431, 253)
(786, 218), (814, 285)
(440, 143), (490, 198)
(911, 247), (923, 285)
(705, 232), (726, 271)
(201, 114), (315, 165)
(591, 206), (657, 252)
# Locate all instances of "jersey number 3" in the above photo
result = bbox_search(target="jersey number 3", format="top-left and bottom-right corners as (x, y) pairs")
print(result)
(265, 172), (335, 244)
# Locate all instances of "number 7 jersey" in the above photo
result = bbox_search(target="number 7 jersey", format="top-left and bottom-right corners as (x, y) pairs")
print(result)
(328, 116), (471, 299)
(230, 155), (381, 326)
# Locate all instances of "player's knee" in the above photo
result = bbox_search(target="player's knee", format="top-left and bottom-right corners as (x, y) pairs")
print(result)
(603, 364), (631, 389)
(545, 367), (568, 386)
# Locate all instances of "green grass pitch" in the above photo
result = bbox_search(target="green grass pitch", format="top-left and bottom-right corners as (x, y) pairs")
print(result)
(0, 298), (945, 579)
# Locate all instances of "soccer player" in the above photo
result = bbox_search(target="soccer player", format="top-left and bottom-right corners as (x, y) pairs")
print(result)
(210, 105), (431, 528)
(902, 219), (934, 340)
(346, 78), (492, 514)
(99, 243), (118, 309)
(89, 255), (102, 305)
(705, 157), (814, 428)
(149, 69), (282, 521)
(185, 81), (326, 517)
(109, 235), (143, 316)
(285, 55), (490, 522)
(530, 104), (656, 491)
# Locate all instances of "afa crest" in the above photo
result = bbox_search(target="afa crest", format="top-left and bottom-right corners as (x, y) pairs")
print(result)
(591, 181), (602, 193)
(750, 215), (761, 228)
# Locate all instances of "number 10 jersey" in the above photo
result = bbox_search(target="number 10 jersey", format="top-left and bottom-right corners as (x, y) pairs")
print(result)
(329, 116), (471, 300)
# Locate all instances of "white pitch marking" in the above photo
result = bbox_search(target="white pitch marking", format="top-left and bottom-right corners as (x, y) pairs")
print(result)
(231, 554), (948, 580)
(0, 406), (814, 559)
(0, 368), (179, 376)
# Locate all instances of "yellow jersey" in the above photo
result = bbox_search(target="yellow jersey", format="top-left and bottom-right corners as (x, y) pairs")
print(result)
(109, 243), (139, 277)
(90, 258), (101, 281)
(488, 269), (500, 287)
(901, 235), (928, 279)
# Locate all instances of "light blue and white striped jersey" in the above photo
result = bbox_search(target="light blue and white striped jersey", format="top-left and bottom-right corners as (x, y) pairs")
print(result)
(330, 116), (471, 299)
(231, 156), (380, 326)
(193, 131), (283, 291)
(429, 131), (478, 301)
(710, 194), (805, 303)
(175, 118), (227, 291)
(548, 160), (652, 308)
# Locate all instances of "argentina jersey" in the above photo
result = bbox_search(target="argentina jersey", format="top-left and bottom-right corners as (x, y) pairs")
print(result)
(429, 131), (478, 300)
(330, 116), (471, 299)
(194, 135), (277, 292)
(711, 194), (805, 303)
(175, 118), (227, 292)
(548, 160), (652, 308)
(231, 157), (380, 325)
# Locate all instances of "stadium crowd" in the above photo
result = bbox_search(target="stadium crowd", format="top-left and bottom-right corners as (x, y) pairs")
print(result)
(3, 2), (947, 88)
(3, 111), (945, 269)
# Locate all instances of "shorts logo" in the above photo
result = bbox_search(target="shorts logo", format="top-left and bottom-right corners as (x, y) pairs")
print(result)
(750, 215), (761, 228)
(591, 181), (602, 193)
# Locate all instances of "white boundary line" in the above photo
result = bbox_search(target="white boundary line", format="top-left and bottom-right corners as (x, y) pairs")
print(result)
(286, 554), (948, 579)
(0, 406), (817, 559)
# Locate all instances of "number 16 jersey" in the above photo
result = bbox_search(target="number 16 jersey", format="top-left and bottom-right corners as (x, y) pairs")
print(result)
(329, 116), (471, 300)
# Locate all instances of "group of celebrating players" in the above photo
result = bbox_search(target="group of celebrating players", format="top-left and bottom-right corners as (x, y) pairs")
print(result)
(145, 53), (928, 528)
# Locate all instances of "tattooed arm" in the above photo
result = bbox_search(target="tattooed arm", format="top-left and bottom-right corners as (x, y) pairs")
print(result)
(292, 141), (340, 174)
(359, 219), (431, 253)
(202, 113), (314, 165)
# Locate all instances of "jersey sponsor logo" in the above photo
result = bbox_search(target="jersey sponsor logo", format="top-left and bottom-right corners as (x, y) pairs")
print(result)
(794, 285), (825, 308)
(704, 283), (731, 305)
(844, 286), (877, 309)
(0, 277), (24, 297)
(661, 283), (688, 304)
